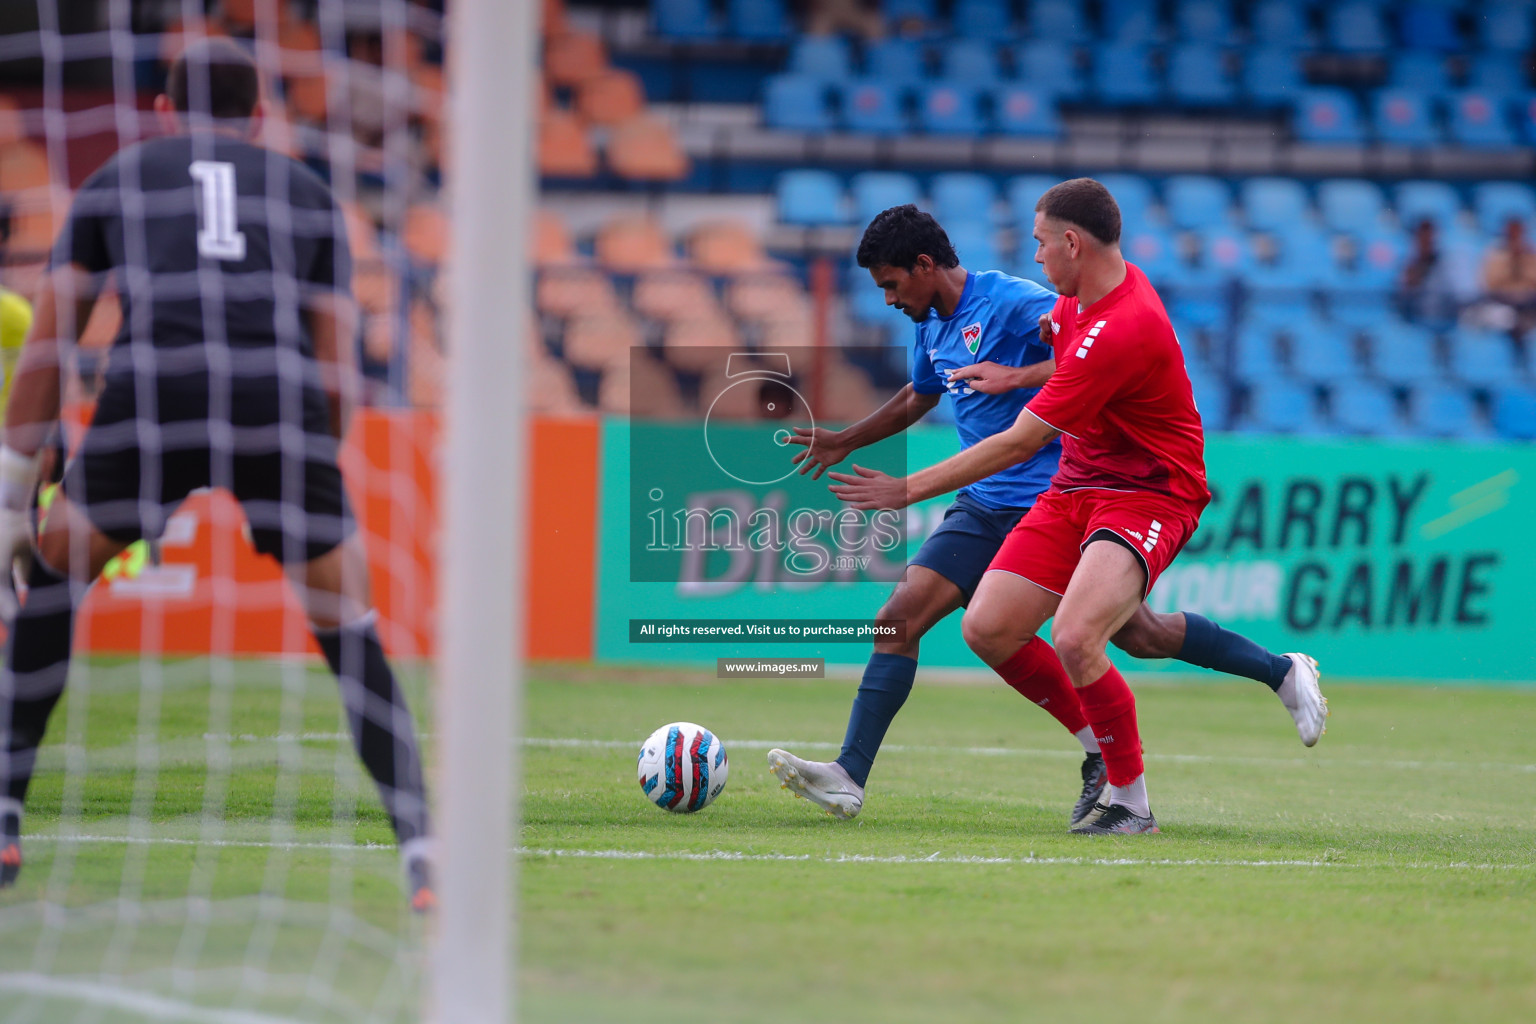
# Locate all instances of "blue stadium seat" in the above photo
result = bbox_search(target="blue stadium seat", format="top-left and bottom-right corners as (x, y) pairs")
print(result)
(993, 86), (1061, 136)
(1332, 380), (1405, 436)
(1326, 289), (1395, 330)
(1411, 383), (1485, 438)
(1518, 95), (1536, 147)
(1481, 3), (1535, 53)
(763, 75), (834, 133)
(841, 79), (907, 135)
(952, 0), (1017, 40)
(1233, 324), (1285, 381)
(1337, 228), (1407, 290)
(1469, 53), (1527, 97)
(1165, 175), (1233, 230)
(940, 39), (1003, 87)
(1103, 0), (1161, 45)
(1389, 51), (1450, 94)
(1168, 45), (1236, 106)
(1122, 225), (1177, 281)
(655, 0), (721, 40)
(1028, 0), (1088, 41)
(1188, 368), (1231, 428)
(1493, 387), (1536, 439)
(777, 170), (845, 226)
(1473, 182), (1536, 235)
(1093, 45), (1161, 106)
(849, 260), (907, 325)
(1364, 318), (1438, 386)
(1176, 0), (1234, 44)
(1373, 90), (1441, 147)
(1242, 48), (1303, 107)
(727, 0), (790, 41)
(920, 83), (985, 135)
(1288, 319), (1361, 384)
(789, 36), (853, 82)
(1097, 173), (1157, 232)
(1243, 294), (1304, 329)
(1009, 249), (1053, 288)
(1450, 328), (1521, 387)
(932, 173), (1000, 227)
(945, 222), (1001, 269)
(865, 38), (928, 90)
(1394, 180), (1463, 231)
(1294, 89), (1364, 144)
(1246, 379), (1316, 433)
(1251, 1), (1312, 49)
(1318, 179), (1386, 236)
(886, 0), (938, 22)
(851, 171), (922, 225)
(1327, 3), (1390, 53)
(1399, 3), (1461, 52)
(1195, 225), (1252, 279)
(1448, 92), (1517, 148)
(1011, 40), (1085, 99)
(1242, 178), (1311, 232)
(1007, 174), (1061, 223)
(1167, 292), (1230, 329)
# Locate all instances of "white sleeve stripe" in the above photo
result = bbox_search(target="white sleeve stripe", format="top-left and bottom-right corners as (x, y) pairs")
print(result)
(1025, 407), (1076, 439)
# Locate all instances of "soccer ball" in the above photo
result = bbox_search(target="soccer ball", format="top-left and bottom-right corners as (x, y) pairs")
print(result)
(637, 722), (729, 812)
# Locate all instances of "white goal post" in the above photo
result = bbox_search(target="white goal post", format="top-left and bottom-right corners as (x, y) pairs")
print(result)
(434, 0), (537, 1020)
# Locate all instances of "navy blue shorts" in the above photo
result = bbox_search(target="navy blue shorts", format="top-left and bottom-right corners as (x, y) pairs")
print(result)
(909, 492), (1032, 603)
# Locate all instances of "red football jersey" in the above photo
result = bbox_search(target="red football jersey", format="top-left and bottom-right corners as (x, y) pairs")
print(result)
(1025, 262), (1210, 512)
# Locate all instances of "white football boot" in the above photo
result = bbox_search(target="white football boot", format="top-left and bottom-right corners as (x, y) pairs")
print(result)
(767, 749), (864, 820)
(1277, 653), (1328, 747)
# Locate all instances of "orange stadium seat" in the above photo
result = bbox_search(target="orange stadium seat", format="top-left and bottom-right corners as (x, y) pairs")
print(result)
(6, 185), (66, 259)
(532, 208), (576, 266)
(632, 269), (720, 323)
(411, 63), (446, 122)
(538, 111), (597, 178)
(727, 273), (808, 323)
(564, 311), (640, 371)
(0, 99), (25, 146)
(342, 203), (381, 257)
(600, 350), (686, 417)
(285, 70), (330, 124)
(605, 116), (689, 183)
(0, 141), (51, 192)
(576, 70), (645, 126)
(689, 221), (774, 275)
(408, 301), (444, 408)
(544, 32), (608, 88)
(814, 359), (882, 423)
(662, 315), (739, 374)
(530, 353), (586, 415)
(402, 204), (449, 267)
(544, 0), (569, 38)
(363, 312), (396, 364)
(595, 215), (673, 272)
(277, 21), (322, 77)
(536, 268), (619, 318)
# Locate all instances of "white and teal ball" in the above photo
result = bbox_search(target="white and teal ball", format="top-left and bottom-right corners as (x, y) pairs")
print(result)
(637, 722), (728, 812)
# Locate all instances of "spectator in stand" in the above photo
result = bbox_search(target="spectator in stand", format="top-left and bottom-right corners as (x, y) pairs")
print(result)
(799, 0), (886, 40)
(1481, 217), (1536, 338)
(1397, 219), (1460, 331)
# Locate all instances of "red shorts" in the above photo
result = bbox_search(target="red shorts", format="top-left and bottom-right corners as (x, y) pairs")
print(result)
(987, 488), (1199, 598)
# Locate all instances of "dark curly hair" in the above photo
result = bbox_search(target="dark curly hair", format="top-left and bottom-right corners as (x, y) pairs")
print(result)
(856, 204), (960, 270)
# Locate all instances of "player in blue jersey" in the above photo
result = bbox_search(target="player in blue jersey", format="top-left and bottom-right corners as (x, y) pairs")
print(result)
(767, 205), (1325, 825)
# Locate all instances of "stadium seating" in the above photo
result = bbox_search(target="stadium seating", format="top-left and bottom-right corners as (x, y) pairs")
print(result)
(777, 170), (845, 225)
(851, 171), (922, 225)
(994, 86), (1061, 136)
(920, 83), (985, 135)
(1388, 51), (1450, 94)
(1097, 173), (1156, 231)
(1473, 182), (1536, 234)
(1250, 1), (1312, 49)
(1492, 387), (1536, 439)
(866, 38), (928, 89)
(1245, 379), (1317, 433)
(1242, 178), (1310, 232)
(1469, 52), (1528, 96)
(931, 173), (1000, 226)
(1242, 48), (1304, 107)
(1028, 0), (1088, 42)
(940, 39), (1003, 86)
(1177, 0), (1234, 45)
(1168, 45), (1236, 107)
(1412, 383), (1483, 438)
(1374, 90), (1441, 147)
(789, 36), (853, 81)
(1450, 328), (1522, 387)
(1481, 3), (1535, 52)
(1398, 2), (1461, 52)
(1448, 92), (1518, 148)
(953, 0), (1017, 40)
(1165, 175), (1233, 230)
(1318, 179), (1387, 237)
(1103, 0), (1160, 46)
(1332, 380), (1406, 436)
(727, 0), (791, 42)
(654, 0), (720, 40)
(1327, 3), (1391, 53)
(1394, 180), (1463, 230)
(1012, 40), (1084, 99)
(1294, 89), (1364, 144)
(1367, 319), (1440, 386)
(764, 75), (833, 132)
(842, 79), (907, 135)
(1093, 45), (1161, 106)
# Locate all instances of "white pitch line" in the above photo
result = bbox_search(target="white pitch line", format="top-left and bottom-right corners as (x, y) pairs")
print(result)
(0, 973), (305, 1024)
(19, 836), (1530, 872)
(521, 737), (1536, 774)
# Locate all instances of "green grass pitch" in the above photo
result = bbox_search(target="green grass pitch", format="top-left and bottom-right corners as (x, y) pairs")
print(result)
(1, 659), (1533, 1022)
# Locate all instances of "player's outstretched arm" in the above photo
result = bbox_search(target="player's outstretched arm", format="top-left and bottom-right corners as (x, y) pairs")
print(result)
(828, 407), (1059, 511)
(944, 356), (1055, 395)
(789, 382), (940, 480)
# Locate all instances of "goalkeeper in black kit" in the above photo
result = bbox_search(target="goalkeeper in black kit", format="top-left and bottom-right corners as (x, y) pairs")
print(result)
(0, 40), (434, 910)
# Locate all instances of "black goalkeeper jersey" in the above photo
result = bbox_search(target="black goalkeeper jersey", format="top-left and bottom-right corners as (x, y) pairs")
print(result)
(52, 132), (351, 367)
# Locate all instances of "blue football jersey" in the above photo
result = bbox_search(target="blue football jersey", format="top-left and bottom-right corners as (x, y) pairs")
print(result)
(911, 270), (1061, 510)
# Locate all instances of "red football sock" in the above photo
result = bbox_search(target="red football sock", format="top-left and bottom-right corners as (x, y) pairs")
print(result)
(1076, 666), (1144, 786)
(995, 636), (1089, 736)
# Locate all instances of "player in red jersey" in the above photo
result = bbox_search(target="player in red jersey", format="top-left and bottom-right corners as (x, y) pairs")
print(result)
(831, 178), (1290, 834)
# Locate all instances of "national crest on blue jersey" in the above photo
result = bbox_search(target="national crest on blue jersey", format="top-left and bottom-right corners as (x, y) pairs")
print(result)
(961, 321), (982, 354)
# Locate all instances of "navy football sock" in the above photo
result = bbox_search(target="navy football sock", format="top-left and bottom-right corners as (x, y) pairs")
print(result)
(836, 653), (917, 788)
(2, 558), (79, 805)
(1177, 613), (1291, 693)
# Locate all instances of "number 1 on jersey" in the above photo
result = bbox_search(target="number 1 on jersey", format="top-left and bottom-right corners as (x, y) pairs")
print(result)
(189, 160), (246, 261)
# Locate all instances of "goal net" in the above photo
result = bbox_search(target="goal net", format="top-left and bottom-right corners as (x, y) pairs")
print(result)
(0, 1), (521, 1020)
